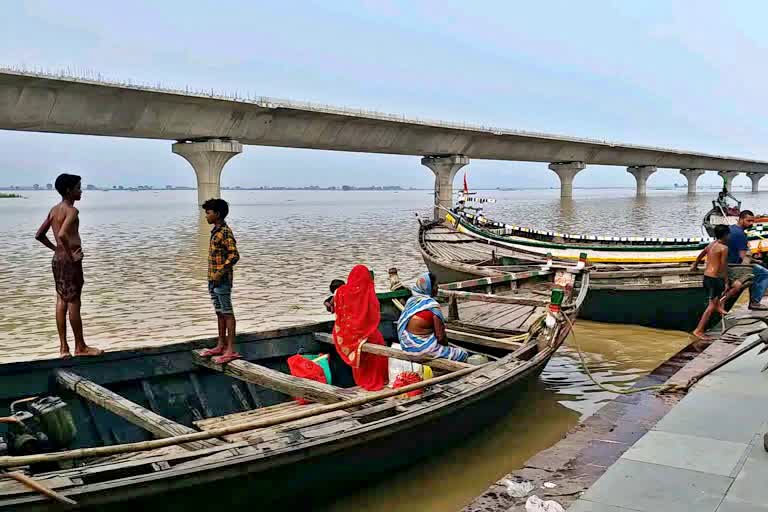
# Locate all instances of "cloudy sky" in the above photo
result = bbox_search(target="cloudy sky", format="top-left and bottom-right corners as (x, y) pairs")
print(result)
(1, 0), (767, 189)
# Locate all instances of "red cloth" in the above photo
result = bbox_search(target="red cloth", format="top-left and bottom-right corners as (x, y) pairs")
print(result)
(392, 371), (423, 397)
(332, 265), (388, 391)
(287, 355), (327, 405)
(413, 310), (434, 321)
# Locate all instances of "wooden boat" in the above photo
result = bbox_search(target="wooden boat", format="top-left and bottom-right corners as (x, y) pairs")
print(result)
(419, 218), (741, 331)
(0, 270), (588, 511)
(701, 191), (741, 237)
(451, 209), (707, 264)
(700, 191), (768, 257)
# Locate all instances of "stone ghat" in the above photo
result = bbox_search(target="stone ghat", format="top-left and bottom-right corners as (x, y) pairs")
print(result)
(462, 306), (767, 512)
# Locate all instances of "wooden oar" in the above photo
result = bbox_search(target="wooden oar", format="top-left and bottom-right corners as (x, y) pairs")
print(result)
(0, 363), (485, 468)
(2, 471), (77, 506)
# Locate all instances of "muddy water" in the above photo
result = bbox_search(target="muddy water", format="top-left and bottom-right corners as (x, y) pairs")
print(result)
(2, 188), (764, 510)
(319, 322), (690, 512)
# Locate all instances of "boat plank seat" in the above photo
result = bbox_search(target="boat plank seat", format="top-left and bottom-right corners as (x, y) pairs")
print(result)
(55, 370), (221, 451)
(444, 328), (523, 351)
(445, 319), (528, 337)
(191, 351), (358, 404)
(312, 333), (471, 372)
(438, 289), (548, 307)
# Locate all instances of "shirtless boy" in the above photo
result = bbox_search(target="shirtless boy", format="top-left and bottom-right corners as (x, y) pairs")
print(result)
(690, 224), (730, 340)
(35, 173), (103, 358)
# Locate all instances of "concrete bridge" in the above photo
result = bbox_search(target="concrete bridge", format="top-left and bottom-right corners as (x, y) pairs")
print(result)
(2, 69), (768, 218)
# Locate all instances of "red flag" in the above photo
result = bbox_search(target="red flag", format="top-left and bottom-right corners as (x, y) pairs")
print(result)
(463, 172), (469, 194)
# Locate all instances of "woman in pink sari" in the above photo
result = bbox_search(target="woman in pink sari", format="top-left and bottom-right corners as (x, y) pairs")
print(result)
(332, 265), (388, 391)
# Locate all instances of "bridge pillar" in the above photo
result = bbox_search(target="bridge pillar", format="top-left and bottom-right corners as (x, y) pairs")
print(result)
(548, 162), (586, 198)
(679, 169), (705, 195)
(422, 155), (470, 220)
(172, 139), (243, 207)
(718, 170), (740, 192)
(627, 165), (657, 197)
(747, 172), (764, 193)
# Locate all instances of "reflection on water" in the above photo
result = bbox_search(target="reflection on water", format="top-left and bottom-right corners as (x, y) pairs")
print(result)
(1, 187), (764, 510)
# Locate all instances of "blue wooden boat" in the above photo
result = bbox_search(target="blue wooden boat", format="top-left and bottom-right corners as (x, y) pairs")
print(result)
(0, 269), (588, 511)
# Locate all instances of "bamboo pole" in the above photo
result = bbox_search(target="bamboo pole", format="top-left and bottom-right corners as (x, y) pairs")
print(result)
(3, 472), (77, 506)
(0, 364), (483, 468)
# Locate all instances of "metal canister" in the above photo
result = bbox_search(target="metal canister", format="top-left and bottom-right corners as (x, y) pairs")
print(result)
(29, 396), (77, 447)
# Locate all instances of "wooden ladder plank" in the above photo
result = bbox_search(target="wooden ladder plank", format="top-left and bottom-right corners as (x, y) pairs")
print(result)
(55, 370), (220, 451)
(191, 351), (356, 404)
(313, 333), (471, 372)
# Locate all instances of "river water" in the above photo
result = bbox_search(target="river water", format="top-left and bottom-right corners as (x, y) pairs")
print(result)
(2, 187), (765, 510)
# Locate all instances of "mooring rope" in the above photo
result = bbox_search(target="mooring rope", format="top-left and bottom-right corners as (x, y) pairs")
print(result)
(562, 313), (688, 394)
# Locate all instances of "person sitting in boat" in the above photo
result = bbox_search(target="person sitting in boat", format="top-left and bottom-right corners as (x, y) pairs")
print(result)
(397, 272), (469, 362)
(715, 185), (740, 216)
(324, 279), (345, 314)
(332, 265), (389, 391)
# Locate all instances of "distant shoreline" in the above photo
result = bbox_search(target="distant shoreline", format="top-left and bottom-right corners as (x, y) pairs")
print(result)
(0, 185), (745, 193)
(0, 192), (22, 198)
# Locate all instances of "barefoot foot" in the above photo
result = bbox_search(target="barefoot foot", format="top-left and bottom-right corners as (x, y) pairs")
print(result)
(200, 346), (225, 358)
(60, 351), (72, 359)
(74, 346), (104, 357)
(212, 352), (241, 365)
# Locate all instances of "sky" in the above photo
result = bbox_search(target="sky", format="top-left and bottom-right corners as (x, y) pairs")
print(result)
(2, 0), (768, 190)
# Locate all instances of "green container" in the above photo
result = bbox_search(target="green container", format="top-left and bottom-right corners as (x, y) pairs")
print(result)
(29, 397), (77, 447)
(550, 288), (564, 307)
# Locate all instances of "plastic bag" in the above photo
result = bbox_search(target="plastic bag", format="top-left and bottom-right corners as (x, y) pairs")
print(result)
(387, 343), (432, 383)
(525, 495), (565, 512)
(501, 478), (534, 498)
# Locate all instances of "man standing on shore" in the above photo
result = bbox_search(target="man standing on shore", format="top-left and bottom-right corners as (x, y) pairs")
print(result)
(35, 173), (103, 358)
(724, 210), (768, 310)
(199, 198), (241, 364)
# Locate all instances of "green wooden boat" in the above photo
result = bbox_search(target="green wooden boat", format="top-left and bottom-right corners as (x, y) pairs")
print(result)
(419, 219), (743, 331)
(0, 269), (588, 511)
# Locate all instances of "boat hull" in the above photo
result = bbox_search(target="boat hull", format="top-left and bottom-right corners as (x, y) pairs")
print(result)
(425, 255), (710, 330)
(579, 286), (709, 331)
(2, 273), (585, 511)
(451, 212), (707, 264)
(424, 258), (481, 285)
(8, 354), (549, 511)
(418, 218), (731, 330)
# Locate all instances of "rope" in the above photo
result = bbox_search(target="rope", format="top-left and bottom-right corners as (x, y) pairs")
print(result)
(562, 313), (688, 394)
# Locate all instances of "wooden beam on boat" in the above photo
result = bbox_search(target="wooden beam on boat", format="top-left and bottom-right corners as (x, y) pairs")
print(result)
(438, 290), (549, 307)
(445, 329), (523, 351)
(439, 269), (552, 291)
(54, 370), (219, 451)
(191, 351), (356, 404)
(312, 333), (471, 372)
